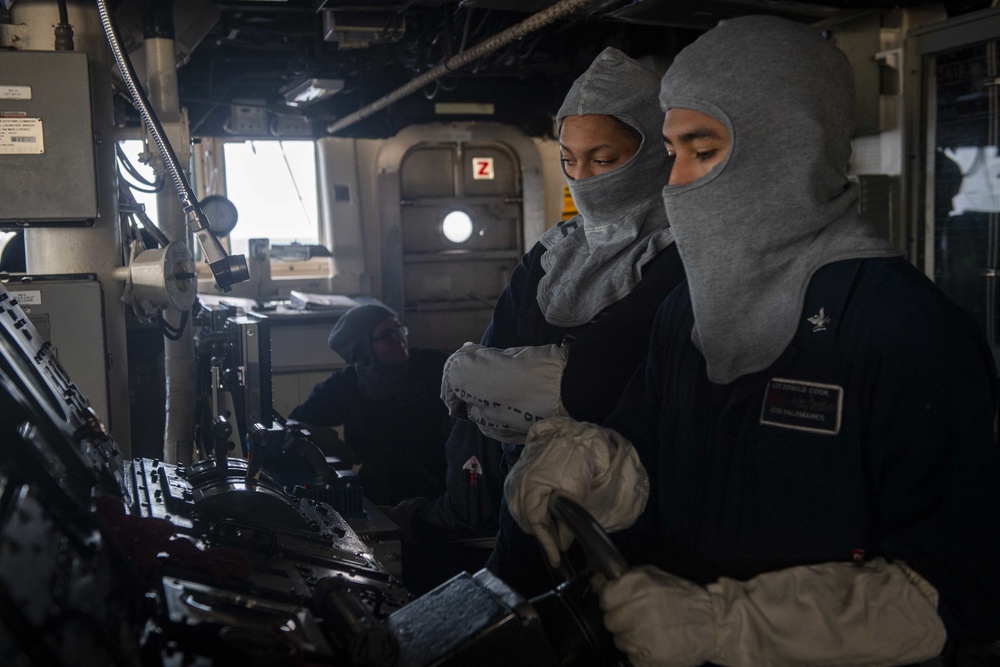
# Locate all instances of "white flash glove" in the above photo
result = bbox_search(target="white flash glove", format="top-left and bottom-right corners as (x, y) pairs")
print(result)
(597, 559), (946, 667)
(440, 342), (569, 444)
(441, 342), (483, 419)
(504, 417), (649, 566)
(597, 566), (718, 667)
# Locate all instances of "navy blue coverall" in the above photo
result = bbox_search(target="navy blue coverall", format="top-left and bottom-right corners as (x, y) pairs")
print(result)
(609, 256), (1000, 655)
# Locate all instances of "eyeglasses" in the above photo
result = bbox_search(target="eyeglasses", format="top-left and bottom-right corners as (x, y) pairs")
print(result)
(371, 324), (409, 343)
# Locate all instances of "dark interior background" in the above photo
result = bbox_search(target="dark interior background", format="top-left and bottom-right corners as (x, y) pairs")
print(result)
(108, 0), (993, 139)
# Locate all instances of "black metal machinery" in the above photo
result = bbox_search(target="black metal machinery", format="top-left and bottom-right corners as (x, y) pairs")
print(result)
(0, 282), (626, 666)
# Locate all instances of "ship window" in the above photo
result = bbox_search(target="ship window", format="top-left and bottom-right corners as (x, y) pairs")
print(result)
(442, 210), (473, 243)
(223, 140), (319, 257)
(118, 139), (320, 261)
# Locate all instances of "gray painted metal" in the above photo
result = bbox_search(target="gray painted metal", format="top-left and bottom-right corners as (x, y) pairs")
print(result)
(376, 122), (543, 350)
(0, 51), (98, 224)
(14, 0), (132, 452)
(6, 278), (109, 422)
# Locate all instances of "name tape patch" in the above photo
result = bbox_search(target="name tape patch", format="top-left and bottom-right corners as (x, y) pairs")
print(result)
(759, 377), (843, 436)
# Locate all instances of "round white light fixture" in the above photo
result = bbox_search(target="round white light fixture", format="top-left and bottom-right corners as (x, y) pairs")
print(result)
(442, 210), (473, 243)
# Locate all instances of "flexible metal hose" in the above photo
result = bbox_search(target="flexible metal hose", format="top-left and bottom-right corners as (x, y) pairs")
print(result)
(95, 0), (195, 212)
(95, 0), (248, 291)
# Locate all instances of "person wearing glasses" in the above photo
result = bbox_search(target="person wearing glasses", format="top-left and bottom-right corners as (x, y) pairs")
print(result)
(288, 303), (451, 505)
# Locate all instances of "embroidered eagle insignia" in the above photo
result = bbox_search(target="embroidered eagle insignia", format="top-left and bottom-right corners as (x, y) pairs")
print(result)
(807, 307), (831, 333)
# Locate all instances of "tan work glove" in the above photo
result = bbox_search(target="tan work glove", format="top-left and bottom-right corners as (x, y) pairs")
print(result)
(440, 342), (569, 444)
(596, 558), (946, 667)
(504, 417), (649, 566)
(598, 565), (717, 667)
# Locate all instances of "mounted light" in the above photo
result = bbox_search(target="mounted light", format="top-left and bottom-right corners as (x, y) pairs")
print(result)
(282, 78), (345, 107)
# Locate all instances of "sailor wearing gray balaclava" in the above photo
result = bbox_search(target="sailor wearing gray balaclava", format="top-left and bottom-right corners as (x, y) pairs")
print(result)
(659, 15), (898, 384)
(503, 15), (1000, 666)
(536, 46), (674, 327)
(440, 47), (685, 597)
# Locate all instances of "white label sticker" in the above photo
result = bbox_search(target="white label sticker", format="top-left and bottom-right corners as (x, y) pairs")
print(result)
(10, 291), (41, 306)
(0, 85), (31, 100)
(472, 157), (495, 180)
(0, 118), (44, 154)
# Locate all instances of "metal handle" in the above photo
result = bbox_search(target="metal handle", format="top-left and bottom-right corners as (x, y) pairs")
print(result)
(212, 415), (232, 471)
(549, 494), (629, 581)
(244, 423), (270, 483)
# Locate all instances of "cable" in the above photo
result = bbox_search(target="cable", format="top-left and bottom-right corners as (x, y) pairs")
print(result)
(115, 144), (163, 190)
(96, 0), (249, 292)
(158, 310), (190, 341)
(159, 310), (187, 335)
(95, 0), (197, 215)
(121, 181), (160, 195)
(54, 0), (74, 51)
(118, 182), (171, 248)
(458, 7), (473, 55)
(277, 141), (314, 225)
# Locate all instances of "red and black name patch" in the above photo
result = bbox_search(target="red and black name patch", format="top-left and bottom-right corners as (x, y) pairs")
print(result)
(759, 378), (843, 436)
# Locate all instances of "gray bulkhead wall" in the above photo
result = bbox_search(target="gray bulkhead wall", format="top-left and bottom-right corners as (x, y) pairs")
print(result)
(353, 139), (390, 297)
(315, 137), (380, 296)
(317, 131), (562, 311)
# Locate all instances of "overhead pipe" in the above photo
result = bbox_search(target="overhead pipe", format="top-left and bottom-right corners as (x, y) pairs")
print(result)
(326, 0), (593, 134)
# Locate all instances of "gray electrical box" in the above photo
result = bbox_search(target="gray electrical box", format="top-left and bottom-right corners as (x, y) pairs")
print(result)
(5, 277), (109, 424)
(0, 51), (98, 226)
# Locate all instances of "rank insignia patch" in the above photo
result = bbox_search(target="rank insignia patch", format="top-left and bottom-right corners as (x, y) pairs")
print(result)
(807, 307), (831, 332)
(760, 378), (843, 435)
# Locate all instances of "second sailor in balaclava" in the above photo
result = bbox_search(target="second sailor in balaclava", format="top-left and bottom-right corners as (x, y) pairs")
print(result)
(503, 14), (1000, 666)
(440, 46), (686, 597)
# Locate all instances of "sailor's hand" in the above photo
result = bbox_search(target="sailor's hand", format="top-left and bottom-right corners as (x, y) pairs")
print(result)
(504, 417), (648, 566)
(441, 343), (569, 443)
(595, 565), (718, 667)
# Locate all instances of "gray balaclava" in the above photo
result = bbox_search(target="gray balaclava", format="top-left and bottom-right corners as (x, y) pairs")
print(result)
(535, 47), (674, 328)
(660, 15), (901, 384)
(328, 304), (406, 397)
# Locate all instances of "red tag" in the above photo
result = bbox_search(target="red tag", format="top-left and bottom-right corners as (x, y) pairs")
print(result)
(851, 549), (866, 562)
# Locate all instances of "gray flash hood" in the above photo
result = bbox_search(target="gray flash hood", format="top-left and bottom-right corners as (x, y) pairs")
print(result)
(536, 47), (674, 328)
(660, 15), (901, 384)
